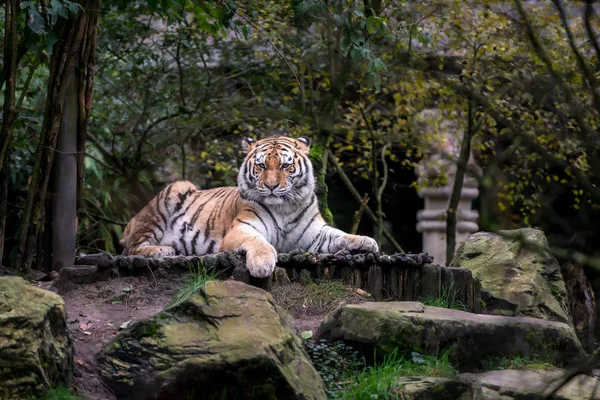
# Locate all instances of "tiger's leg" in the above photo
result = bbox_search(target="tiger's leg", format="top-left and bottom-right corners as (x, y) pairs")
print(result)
(305, 223), (379, 254)
(219, 215), (276, 278)
(122, 181), (197, 257)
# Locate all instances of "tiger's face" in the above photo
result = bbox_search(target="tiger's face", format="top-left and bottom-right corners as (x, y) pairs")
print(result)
(238, 136), (314, 206)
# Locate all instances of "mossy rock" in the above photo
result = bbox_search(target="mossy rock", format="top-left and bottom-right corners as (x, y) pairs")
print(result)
(0, 276), (74, 399)
(315, 302), (584, 369)
(450, 228), (572, 324)
(97, 280), (326, 400)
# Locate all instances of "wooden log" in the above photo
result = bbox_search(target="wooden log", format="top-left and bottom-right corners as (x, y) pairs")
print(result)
(420, 264), (441, 299)
(473, 278), (482, 313)
(367, 265), (383, 300)
(299, 269), (312, 285)
(354, 269), (361, 288)
(449, 268), (469, 307)
(389, 268), (399, 299)
(340, 266), (352, 284)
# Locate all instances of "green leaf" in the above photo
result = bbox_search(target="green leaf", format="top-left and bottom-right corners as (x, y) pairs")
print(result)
(27, 8), (45, 34)
(51, 0), (68, 19)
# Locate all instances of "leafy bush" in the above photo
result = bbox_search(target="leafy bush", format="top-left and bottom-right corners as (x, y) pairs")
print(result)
(305, 340), (365, 398)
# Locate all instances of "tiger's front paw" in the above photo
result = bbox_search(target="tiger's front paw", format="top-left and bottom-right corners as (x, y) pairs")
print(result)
(245, 243), (277, 278)
(136, 245), (176, 257)
(337, 235), (379, 254)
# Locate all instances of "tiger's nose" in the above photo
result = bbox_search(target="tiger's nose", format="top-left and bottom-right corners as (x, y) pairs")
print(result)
(265, 182), (280, 191)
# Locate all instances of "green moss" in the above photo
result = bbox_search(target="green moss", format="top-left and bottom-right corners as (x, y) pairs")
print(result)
(308, 138), (333, 225)
(131, 319), (161, 340)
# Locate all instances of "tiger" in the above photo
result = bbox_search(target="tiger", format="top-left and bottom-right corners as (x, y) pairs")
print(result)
(121, 135), (379, 278)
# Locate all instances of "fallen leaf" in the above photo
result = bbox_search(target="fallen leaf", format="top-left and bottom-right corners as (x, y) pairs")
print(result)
(119, 320), (132, 330)
(79, 322), (93, 331)
(355, 288), (371, 297)
(76, 359), (85, 366)
(83, 331), (92, 336)
(300, 330), (313, 340)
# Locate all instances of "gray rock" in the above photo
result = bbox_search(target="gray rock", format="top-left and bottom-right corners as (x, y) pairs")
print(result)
(315, 302), (584, 368)
(98, 280), (326, 400)
(395, 369), (600, 399)
(461, 369), (600, 400)
(450, 229), (571, 324)
(0, 276), (73, 400)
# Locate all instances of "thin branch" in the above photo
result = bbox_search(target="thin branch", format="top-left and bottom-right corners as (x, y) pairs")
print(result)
(584, 0), (600, 67)
(514, 0), (596, 149)
(552, 0), (600, 113)
(377, 143), (390, 245)
(351, 194), (370, 235)
(214, 0), (305, 94)
(327, 149), (405, 253)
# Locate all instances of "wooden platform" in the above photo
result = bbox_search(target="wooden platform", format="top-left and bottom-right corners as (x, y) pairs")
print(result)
(66, 250), (481, 312)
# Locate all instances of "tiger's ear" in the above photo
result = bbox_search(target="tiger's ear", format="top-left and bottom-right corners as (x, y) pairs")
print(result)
(295, 136), (311, 153)
(242, 137), (257, 154)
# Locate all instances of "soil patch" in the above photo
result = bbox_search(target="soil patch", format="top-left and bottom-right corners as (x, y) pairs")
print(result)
(271, 280), (369, 333)
(38, 275), (183, 400)
(34, 275), (363, 399)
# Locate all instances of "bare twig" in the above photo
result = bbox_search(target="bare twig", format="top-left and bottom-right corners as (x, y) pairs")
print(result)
(328, 149), (405, 253)
(350, 194), (370, 235)
(377, 143), (391, 245)
(211, 0), (304, 94)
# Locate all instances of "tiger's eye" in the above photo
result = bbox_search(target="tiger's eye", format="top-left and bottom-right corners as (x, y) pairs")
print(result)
(256, 163), (266, 169)
(281, 163), (291, 170)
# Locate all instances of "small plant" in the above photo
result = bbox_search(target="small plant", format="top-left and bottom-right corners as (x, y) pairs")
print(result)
(340, 349), (457, 400)
(166, 261), (215, 309)
(305, 340), (365, 399)
(481, 354), (557, 371)
(419, 284), (467, 311)
(39, 386), (83, 400)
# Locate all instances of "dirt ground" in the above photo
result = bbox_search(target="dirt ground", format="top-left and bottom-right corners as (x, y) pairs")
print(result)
(39, 275), (183, 400)
(36, 275), (362, 400)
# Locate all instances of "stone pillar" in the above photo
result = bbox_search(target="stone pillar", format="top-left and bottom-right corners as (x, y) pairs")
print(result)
(413, 109), (480, 265)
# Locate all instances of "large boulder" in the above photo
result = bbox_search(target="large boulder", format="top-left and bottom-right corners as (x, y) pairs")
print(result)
(0, 276), (74, 399)
(450, 228), (571, 324)
(98, 280), (326, 400)
(315, 302), (584, 368)
(395, 369), (600, 399)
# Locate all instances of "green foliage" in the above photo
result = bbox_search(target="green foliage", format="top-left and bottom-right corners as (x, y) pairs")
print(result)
(339, 348), (457, 400)
(38, 386), (83, 400)
(304, 340), (364, 399)
(166, 262), (214, 309)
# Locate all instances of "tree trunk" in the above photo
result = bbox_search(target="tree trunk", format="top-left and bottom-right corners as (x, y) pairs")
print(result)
(51, 66), (79, 271)
(14, 0), (101, 274)
(446, 99), (474, 265)
(0, 0), (18, 173)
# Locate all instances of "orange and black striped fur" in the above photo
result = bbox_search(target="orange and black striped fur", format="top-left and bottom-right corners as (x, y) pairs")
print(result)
(121, 136), (379, 277)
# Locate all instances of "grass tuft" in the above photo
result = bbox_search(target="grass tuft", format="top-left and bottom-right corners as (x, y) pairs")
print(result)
(313, 347), (458, 399)
(481, 354), (558, 372)
(39, 386), (83, 400)
(419, 284), (467, 311)
(166, 261), (214, 309)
